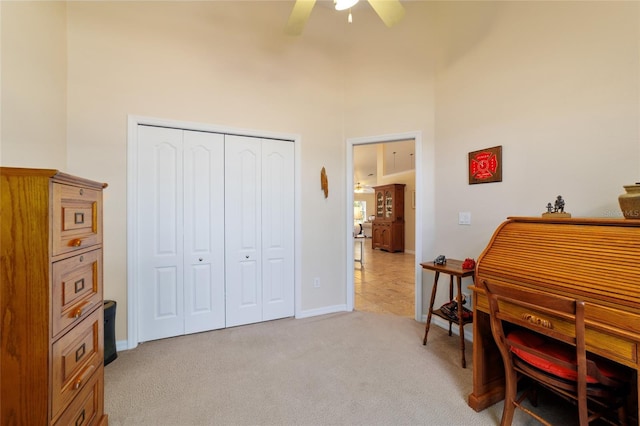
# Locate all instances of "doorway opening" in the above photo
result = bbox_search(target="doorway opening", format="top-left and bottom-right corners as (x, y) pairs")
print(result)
(346, 131), (424, 322)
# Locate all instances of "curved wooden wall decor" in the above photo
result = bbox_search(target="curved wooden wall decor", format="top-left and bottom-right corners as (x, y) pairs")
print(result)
(321, 167), (328, 198)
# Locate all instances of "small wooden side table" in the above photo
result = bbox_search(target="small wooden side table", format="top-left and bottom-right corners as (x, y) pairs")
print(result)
(421, 259), (475, 368)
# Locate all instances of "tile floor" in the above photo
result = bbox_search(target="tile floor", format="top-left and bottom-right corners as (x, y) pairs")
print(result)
(354, 238), (415, 318)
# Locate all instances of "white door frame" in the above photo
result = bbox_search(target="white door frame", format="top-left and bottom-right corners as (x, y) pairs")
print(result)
(346, 131), (429, 321)
(127, 115), (301, 350)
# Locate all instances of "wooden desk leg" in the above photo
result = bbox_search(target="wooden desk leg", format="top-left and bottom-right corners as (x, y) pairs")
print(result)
(456, 276), (466, 368)
(423, 271), (440, 345)
(636, 353), (640, 424)
(448, 275), (454, 336)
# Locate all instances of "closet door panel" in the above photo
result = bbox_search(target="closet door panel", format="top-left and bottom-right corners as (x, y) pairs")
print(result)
(262, 141), (294, 320)
(225, 135), (262, 327)
(183, 131), (226, 334)
(136, 125), (294, 341)
(137, 125), (185, 342)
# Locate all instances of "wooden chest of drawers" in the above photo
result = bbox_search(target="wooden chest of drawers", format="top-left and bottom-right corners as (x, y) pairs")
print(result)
(1, 167), (108, 425)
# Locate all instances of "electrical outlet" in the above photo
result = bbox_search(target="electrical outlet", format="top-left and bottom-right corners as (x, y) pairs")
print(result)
(462, 292), (471, 306)
(313, 277), (321, 288)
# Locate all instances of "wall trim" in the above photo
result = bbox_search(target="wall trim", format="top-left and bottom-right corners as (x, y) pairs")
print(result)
(421, 314), (474, 343)
(296, 304), (348, 319)
(115, 340), (129, 352)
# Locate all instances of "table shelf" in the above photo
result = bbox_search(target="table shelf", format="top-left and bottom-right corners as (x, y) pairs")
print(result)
(432, 307), (473, 326)
(421, 259), (475, 368)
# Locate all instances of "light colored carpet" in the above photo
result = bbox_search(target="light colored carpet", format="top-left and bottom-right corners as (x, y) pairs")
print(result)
(104, 311), (574, 425)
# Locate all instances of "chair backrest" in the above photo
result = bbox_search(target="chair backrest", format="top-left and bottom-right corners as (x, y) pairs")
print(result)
(481, 279), (589, 424)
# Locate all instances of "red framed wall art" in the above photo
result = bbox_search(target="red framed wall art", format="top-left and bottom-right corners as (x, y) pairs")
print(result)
(468, 145), (502, 184)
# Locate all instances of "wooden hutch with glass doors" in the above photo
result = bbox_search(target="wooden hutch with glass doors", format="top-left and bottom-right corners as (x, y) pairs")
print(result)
(371, 183), (405, 252)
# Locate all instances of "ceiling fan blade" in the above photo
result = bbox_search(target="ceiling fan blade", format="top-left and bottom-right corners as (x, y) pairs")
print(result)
(285, 0), (317, 36)
(367, 0), (405, 28)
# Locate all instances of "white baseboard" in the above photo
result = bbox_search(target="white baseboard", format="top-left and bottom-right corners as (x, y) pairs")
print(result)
(115, 308), (463, 352)
(115, 306), (350, 352)
(116, 340), (130, 352)
(422, 314), (474, 342)
(296, 304), (348, 319)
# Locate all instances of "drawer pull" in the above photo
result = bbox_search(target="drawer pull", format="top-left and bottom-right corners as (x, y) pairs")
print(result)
(71, 301), (92, 319)
(522, 313), (553, 329)
(75, 409), (86, 426)
(70, 238), (83, 247)
(79, 188), (84, 196)
(72, 364), (95, 390)
(74, 278), (85, 294)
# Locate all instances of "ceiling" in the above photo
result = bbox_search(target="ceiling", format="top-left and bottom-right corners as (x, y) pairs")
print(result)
(353, 139), (415, 190)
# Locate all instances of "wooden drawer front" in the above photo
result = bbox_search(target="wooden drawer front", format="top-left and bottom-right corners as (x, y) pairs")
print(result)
(53, 365), (104, 426)
(497, 300), (576, 336)
(586, 328), (637, 368)
(51, 308), (103, 419)
(52, 249), (103, 338)
(53, 183), (102, 256)
(475, 291), (638, 367)
(586, 303), (640, 337)
(502, 299), (638, 366)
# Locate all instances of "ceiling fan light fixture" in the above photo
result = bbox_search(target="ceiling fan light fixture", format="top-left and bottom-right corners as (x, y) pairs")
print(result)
(335, 0), (359, 11)
(354, 182), (374, 194)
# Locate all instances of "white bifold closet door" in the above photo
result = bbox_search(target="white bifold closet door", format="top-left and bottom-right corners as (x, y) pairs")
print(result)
(136, 126), (294, 343)
(224, 135), (294, 327)
(137, 126), (225, 342)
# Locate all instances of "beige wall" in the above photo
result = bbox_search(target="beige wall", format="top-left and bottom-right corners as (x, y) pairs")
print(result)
(63, 1), (355, 337)
(1, 1), (67, 168)
(342, 1), (639, 310)
(2, 1), (639, 340)
(428, 1), (640, 307)
(343, 1), (438, 309)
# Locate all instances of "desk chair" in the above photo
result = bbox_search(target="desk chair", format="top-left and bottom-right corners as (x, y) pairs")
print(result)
(482, 280), (631, 426)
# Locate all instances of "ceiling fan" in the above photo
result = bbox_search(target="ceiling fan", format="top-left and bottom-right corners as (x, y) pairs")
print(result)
(286, 0), (405, 36)
(354, 182), (374, 194)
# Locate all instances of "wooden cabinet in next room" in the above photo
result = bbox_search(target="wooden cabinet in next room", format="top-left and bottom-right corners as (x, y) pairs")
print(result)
(371, 183), (405, 252)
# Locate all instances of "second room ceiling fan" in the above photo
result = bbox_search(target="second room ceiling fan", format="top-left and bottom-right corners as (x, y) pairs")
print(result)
(286, 0), (405, 36)
(354, 182), (374, 194)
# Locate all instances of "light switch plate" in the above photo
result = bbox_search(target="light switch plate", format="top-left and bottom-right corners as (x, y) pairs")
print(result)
(459, 212), (471, 225)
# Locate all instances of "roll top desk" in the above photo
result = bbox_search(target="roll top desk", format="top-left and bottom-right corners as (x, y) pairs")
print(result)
(469, 217), (640, 423)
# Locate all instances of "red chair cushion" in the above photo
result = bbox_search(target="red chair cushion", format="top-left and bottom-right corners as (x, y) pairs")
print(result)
(507, 329), (625, 384)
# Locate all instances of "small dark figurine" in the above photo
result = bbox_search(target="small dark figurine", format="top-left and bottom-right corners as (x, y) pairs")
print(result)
(434, 255), (447, 265)
(543, 195), (571, 217)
